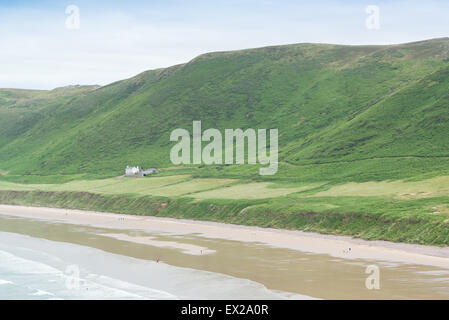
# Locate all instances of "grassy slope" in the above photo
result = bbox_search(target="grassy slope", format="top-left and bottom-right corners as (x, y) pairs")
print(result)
(0, 86), (99, 149)
(2, 39), (449, 245)
(1, 39), (449, 181)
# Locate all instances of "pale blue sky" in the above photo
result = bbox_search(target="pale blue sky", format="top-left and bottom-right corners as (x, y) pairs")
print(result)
(1, 0), (448, 89)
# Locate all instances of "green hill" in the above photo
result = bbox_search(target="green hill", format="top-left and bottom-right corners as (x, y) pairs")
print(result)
(2, 38), (449, 245)
(1, 38), (449, 182)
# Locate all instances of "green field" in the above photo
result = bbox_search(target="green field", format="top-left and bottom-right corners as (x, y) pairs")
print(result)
(2, 38), (449, 245)
(0, 175), (311, 199)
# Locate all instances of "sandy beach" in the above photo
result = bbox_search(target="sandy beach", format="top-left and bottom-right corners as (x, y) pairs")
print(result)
(1, 204), (449, 269)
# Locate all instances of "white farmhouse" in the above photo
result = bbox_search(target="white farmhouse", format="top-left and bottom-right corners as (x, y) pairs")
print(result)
(125, 166), (143, 177)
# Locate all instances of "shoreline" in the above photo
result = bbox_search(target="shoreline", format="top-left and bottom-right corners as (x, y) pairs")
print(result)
(0, 232), (309, 300)
(1, 204), (449, 268)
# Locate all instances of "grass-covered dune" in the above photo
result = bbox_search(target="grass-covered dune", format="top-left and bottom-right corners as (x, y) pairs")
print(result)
(2, 38), (449, 245)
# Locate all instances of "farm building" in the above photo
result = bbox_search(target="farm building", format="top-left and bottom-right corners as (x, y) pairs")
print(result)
(143, 168), (159, 176)
(125, 166), (143, 177)
(125, 166), (159, 177)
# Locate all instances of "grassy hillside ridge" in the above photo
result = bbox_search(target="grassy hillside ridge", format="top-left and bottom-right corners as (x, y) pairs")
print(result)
(0, 85), (99, 148)
(1, 38), (449, 182)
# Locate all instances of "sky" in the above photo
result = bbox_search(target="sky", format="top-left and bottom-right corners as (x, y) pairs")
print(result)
(1, 0), (449, 89)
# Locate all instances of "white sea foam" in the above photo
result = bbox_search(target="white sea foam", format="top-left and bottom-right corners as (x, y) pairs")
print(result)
(83, 274), (177, 299)
(31, 289), (54, 296)
(0, 249), (61, 275)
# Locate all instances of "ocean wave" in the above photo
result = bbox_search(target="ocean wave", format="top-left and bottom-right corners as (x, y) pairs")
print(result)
(30, 289), (55, 296)
(0, 279), (13, 285)
(83, 274), (177, 300)
(0, 249), (61, 275)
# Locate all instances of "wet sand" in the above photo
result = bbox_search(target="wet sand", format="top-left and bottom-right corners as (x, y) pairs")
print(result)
(98, 233), (216, 255)
(1, 204), (449, 268)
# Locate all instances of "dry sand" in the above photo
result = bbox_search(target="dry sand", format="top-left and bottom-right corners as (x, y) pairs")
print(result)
(1, 204), (449, 268)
